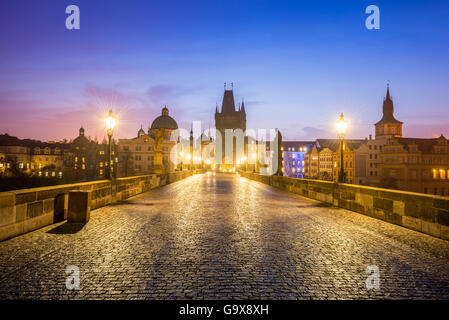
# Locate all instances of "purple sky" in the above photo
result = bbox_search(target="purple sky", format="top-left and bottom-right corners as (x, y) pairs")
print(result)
(1, 0), (449, 142)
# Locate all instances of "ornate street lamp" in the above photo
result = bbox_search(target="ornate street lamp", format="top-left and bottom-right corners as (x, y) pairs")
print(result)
(336, 113), (348, 183)
(105, 109), (116, 180)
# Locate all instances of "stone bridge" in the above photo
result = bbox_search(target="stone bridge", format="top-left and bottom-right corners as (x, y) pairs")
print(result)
(0, 172), (449, 299)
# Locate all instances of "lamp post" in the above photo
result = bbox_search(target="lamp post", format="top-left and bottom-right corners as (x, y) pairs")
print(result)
(180, 151), (184, 171)
(336, 113), (348, 183)
(105, 109), (116, 180)
(252, 152), (257, 173)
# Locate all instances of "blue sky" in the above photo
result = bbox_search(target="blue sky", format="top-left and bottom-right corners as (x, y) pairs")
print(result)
(1, 0), (448, 141)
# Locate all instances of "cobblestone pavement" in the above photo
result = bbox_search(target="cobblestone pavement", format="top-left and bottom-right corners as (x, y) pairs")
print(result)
(1, 172), (449, 299)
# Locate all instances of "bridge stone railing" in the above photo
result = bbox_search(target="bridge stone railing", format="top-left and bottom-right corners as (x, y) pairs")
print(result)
(0, 169), (205, 241)
(239, 171), (449, 241)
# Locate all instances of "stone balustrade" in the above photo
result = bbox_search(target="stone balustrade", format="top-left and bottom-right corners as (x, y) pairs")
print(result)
(0, 170), (204, 241)
(239, 171), (449, 240)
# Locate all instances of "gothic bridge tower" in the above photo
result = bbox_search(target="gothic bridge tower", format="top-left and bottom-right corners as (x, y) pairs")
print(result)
(214, 84), (247, 169)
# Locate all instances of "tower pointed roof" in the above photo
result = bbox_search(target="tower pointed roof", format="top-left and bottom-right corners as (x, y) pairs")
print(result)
(220, 89), (236, 114)
(375, 84), (402, 125)
(241, 97), (246, 113)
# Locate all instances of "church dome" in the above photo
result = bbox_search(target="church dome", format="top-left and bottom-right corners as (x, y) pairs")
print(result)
(150, 106), (178, 130)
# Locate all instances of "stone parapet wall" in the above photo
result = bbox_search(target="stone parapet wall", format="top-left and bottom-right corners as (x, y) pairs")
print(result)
(239, 171), (449, 240)
(0, 169), (205, 241)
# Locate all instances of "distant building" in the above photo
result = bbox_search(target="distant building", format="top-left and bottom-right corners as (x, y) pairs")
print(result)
(117, 106), (178, 177)
(332, 139), (366, 184)
(380, 135), (449, 195)
(0, 128), (113, 181)
(352, 134), (386, 185)
(68, 127), (114, 180)
(281, 141), (314, 178)
(305, 139), (340, 180)
(0, 134), (67, 178)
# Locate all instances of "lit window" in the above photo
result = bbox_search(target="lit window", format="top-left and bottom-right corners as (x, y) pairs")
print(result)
(440, 169), (446, 180)
(433, 169), (438, 179)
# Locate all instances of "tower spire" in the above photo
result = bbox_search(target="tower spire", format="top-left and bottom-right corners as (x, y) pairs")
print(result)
(386, 81), (390, 100)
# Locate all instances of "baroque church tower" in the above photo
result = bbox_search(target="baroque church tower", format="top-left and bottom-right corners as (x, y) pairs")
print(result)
(375, 84), (403, 138)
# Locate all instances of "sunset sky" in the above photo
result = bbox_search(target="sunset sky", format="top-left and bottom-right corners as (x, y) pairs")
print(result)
(1, 0), (449, 142)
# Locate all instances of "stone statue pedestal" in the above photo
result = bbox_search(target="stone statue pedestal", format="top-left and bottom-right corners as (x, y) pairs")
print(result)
(152, 129), (165, 174)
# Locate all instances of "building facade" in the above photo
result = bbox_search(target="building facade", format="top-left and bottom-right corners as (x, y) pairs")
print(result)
(0, 128), (113, 181)
(379, 135), (449, 195)
(281, 141), (313, 178)
(332, 140), (365, 184)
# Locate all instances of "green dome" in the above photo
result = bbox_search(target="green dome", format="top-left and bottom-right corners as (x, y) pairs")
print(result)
(150, 107), (178, 130)
(137, 127), (145, 137)
(150, 115), (178, 130)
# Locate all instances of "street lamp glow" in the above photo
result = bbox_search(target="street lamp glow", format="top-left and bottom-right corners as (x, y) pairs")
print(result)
(336, 113), (347, 137)
(105, 109), (116, 134)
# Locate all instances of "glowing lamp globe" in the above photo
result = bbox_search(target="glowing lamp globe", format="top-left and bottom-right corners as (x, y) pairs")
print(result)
(105, 109), (116, 134)
(336, 113), (347, 136)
